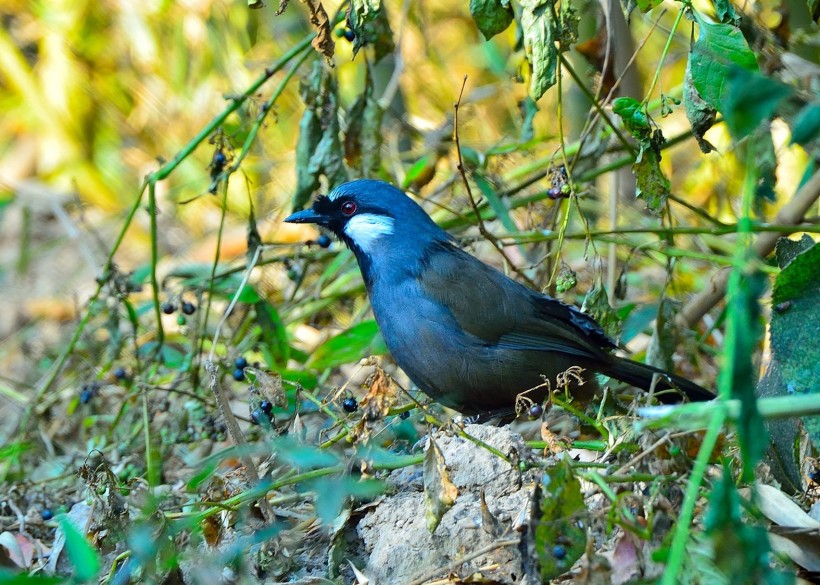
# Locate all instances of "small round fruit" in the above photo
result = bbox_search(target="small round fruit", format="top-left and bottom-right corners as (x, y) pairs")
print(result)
(260, 400), (273, 415)
(528, 403), (544, 419)
(317, 234), (332, 248)
(342, 397), (358, 413)
(176, 315), (187, 326)
(234, 356), (248, 369)
(161, 302), (177, 314)
(343, 29), (355, 41)
(399, 410), (410, 420)
(232, 368), (245, 381)
(114, 367), (127, 380)
(181, 301), (196, 315)
(41, 509), (54, 521)
(250, 408), (268, 426)
(80, 387), (94, 404)
(552, 545), (566, 560)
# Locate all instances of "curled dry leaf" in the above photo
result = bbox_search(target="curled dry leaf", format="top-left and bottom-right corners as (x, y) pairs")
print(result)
(359, 366), (396, 420)
(302, 0), (335, 64)
(423, 433), (458, 533)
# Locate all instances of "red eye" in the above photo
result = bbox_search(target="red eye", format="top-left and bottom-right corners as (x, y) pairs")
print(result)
(341, 201), (357, 216)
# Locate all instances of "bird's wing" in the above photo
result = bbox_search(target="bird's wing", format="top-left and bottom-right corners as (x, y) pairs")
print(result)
(417, 243), (613, 358)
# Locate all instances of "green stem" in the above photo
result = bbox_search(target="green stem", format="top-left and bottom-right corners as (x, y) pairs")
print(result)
(148, 34), (315, 183)
(661, 405), (726, 583)
(644, 7), (685, 105)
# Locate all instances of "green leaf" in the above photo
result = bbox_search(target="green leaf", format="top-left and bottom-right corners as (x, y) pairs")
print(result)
(770, 240), (820, 443)
(60, 516), (100, 583)
(613, 97), (651, 142)
(0, 572), (64, 585)
(343, 69), (384, 178)
(520, 96), (539, 143)
(712, 0), (740, 23)
(790, 103), (820, 147)
(683, 59), (717, 153)
(750, 126), (777, 207)
(532, 456), (587, 580)
(209, 273), (261, 304)
(470, 0), (514, 40)
(293, 61), (348, 211)
(186, 460), (218, 491)
(402, 154), (437, 190)
(272, 437), (340, 469)
(306, 320), (387, 370)
(311, 476), (384, 524)
(346, 0), (395, 63)
(689, 11), (758, 112)
(520, 0), (577, 101)
(581, 282), (622, 338)
(635, 0), (663, 12)
(721, 68), (793, 139)
(473, 172), (517, 234)
(633, 144), (671, 215)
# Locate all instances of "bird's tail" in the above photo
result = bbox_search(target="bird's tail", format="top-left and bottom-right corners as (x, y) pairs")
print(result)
(604, 356), (715, 403)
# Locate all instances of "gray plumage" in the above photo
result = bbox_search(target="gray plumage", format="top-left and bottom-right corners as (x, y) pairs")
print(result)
(286, 179), (713, 415)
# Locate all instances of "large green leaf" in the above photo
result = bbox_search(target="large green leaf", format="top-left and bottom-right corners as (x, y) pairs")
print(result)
(689, 11), (758, 112)
(532, 456), (587, 580)
(306, 320), (387, 370)
(519, 0), (577, 101)
(469, 0), (514, 40)
(770, 240), (820, 443)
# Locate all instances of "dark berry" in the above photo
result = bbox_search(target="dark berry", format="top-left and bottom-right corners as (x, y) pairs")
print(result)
(260, 400), (273, 415)
(176, 315), (187, 326)
(234, 356), (248, 369)
(317, 234), (332, 248)
(250, 408), (267, 426)
(342, 397), (358, 413)
(552, 545), (566, 560)
(41, 509), (54, 521)
(181, 301), (196, 315)
(528, 403), (544, 419)
(399, 410), (410, 420)
(547, 187), (563, 200)
(114, 367), (127, 380)
(810, 469), (820, 484)
(80, 386), (94, 404)
(212, 150), (227, 168)
(161, 302), (176, 314)
(232, 368), (245, 381)
(343, 28), (355, 41)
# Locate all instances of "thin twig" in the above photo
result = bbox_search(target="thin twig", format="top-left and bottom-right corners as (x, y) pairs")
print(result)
(452, 76), (537, 288)
(404, 536), (521, 585)
(204, 360), (276, 524)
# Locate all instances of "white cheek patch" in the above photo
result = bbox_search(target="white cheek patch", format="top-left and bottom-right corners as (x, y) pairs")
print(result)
(344, 213), (395, 253)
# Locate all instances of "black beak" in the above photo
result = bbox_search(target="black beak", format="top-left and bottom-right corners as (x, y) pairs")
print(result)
(284, 207), (327, 225)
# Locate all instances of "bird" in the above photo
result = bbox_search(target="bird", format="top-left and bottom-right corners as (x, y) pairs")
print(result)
(285, 179), (714, 417)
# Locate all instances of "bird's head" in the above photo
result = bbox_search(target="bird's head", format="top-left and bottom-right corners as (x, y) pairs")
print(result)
(284, 180), (448, 258)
